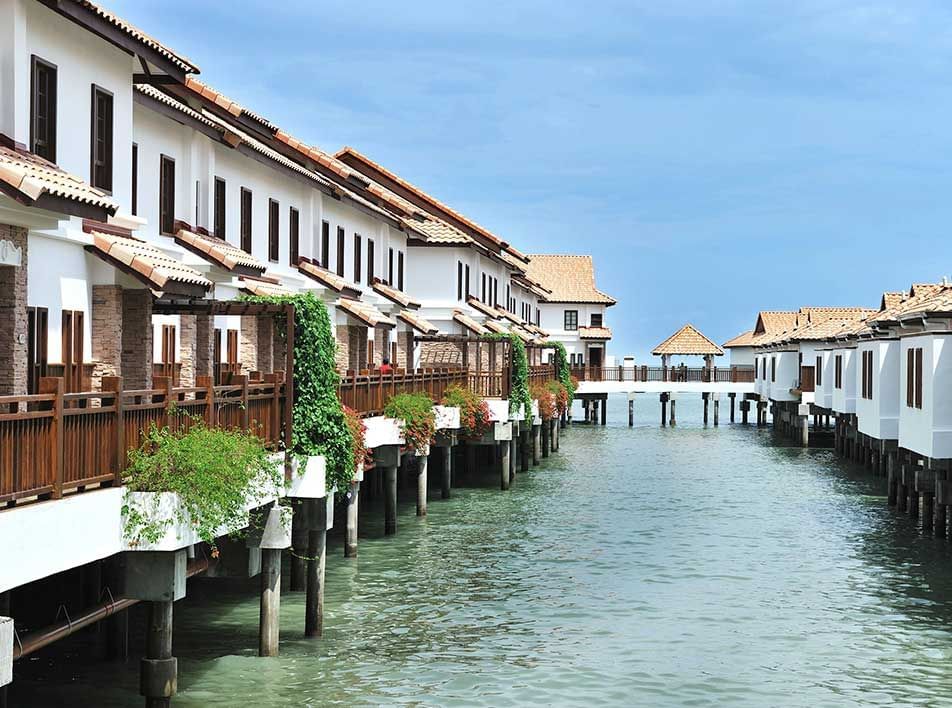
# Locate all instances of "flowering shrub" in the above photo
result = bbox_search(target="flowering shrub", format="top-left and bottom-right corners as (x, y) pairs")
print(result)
(547, 380), (570, 415)
(343, 405), (372, 471)
(442, 384), (492, 439)
(531, 382), (558, 421)
(384, 392), (436, 451)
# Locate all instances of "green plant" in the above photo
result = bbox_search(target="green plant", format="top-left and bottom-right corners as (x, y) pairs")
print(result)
(442, 384), (492, 439)
(531, 382), (557, 421)
(122, 422), (281, 548)
(239, 292), (356, 495)
(553, 342), (576, 401)
(487, 332), (531, 418)
(384, 392), (436, 451)
(344, 405), (372, 470)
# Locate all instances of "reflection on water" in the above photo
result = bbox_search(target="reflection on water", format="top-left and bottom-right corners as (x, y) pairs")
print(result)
(12, 395), (952, 706)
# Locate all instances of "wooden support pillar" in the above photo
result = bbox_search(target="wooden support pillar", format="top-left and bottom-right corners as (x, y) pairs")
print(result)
(509, 434), (517, 485)
(628, 398), (634, 427)
(800, 415), (809, 448)
(660, 393), (668, 427)
(670, 397), (676, 426)
(385, 465), (398, 535)
(259, 548), (282, 657)
(466, 444), (478, 477)
(713, 397), (720, 427)
(416, 453), (428, 516)
(703, 393), (709, 426)
(886, 452), (898, 507)
(541, 419), (550, 459)
(741, 400), (749, 425)
(922, 491), (935, 534)
(600, 397), (607, 426)
(520, 428), (530, 472)
(729, 394), (735, 423)
(441, 446), (453, 499)
(290, 505), (306, 592)
(532, 424), (541, 465)
(305, 499), (327, 638)
(345, 481), (359, 557)
(499, 441), (511, 490)
(142, 600), (175, 708)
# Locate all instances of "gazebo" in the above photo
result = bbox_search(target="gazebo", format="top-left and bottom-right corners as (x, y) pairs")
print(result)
(652, 324), (724, 380)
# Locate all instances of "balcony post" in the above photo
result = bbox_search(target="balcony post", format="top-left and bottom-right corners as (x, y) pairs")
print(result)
(102, 376), (124, 483)
(39, 377), (64, 499)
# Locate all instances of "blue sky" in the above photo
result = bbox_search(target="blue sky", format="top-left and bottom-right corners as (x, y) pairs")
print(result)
(113, 0), (952, 360)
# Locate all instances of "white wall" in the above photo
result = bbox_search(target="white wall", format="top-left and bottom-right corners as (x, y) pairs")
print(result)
(899, 333), (952, 459)
(767, 350), (799, 402)
(729, 346), (754, 367)
(831, 347), (857, 414)
(856, 338), (900, 440)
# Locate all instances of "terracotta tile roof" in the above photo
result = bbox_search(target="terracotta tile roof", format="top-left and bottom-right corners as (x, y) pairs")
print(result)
(338, 299), (397, 328)
(408, 215), (472, 244)
(87, 231), (211, 296)
(397, 310), (439, 335)
(372, 279), (420, 309)
(753, 311), (799, 337)
(495, 307), (524, 326)
(799, 306), (876, 323)
(0, 144), (118, 217)
(523, 255), (616, 305)
(509, 327), (535, 344)
(512, 273), (550, 299)
(867, 285), (951, 325)
(453, 310), (488, 335)
(72, 1), (199, 74)
(239, 278), (294, 298)
(175, 227), (264, 274)
(652, 324), (724, 356)
(135, 84), (219, 129)
(296, 260), (361, 298)
(722, 330), (756, 348)
(880, 292), (907, 311)
(335, 146), (529, 262)
(185, 78), (277, 131)
(886, 286), (952, 322)
(579, 326), (613, 341)
(483, 319), (509, 334)
(466, 297), (500, 318)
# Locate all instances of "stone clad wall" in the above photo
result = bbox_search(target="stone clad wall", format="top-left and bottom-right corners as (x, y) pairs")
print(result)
(91, 284), (123, 391)
(0, 225), (28, 396)
(121, 289), (153, 390)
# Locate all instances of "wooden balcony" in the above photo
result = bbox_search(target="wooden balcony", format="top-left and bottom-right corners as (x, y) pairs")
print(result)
(571, 365), (755, 384)
(0, 373), (286, 508)
(338, 368), (471, 417)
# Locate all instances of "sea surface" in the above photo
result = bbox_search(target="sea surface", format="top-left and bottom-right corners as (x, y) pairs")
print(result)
(13, 395), (952, 706)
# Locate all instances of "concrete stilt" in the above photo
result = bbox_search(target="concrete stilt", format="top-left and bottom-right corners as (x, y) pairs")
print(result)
(703, 394), (709, 426)
(259, 548), (282, 657)
(713, 397), (720, 427)
(886, 452), (898, 506)
(660, 393), (668, 427)
(532, 424), (541, 465)
(520, 428), (530, 472)
(729, 394), (735, 423)
(290, 507), (306, 592)
(600, 397), (607, 426)
(922, 492), (935, 534)
(305, 499), (327, 638)
(628, 399), (634, 427)
(416, 453), (428, 516)
(385, 465), (398, 535)
(800, 415), (809, 448)
(552, 419), (559, 451)
(142, 600), (175, 708)
(509, 434), (517, 485)
(670, 397), (676, 426)
(441, 445), (453, 499)
(345, 481), (359, 558)
(908, 488), (919, 521)
(500, 442), (511, 491)
(741, 400), (749, 425)
(541, 420), (550, 459)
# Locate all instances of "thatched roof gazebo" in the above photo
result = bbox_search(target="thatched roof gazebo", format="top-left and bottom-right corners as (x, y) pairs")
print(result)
(652, 324), (724, 370)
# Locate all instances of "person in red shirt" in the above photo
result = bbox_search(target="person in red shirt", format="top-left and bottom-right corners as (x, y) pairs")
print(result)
(380, 357), (393, 375)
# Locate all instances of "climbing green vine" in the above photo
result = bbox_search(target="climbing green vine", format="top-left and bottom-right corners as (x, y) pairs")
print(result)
(487, 332), (531, 418)
(553, 341), (576, 402)
(240, 292), (356, 494)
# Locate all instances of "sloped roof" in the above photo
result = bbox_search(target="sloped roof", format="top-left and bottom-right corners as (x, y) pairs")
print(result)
(397, 310), (439, 335)
(86, 231), (210, 296)
(0, 144), (118, 218)
(723, 330), (756, 348)
(652, 324), (723, 356)
(483, 319), (510, 335)
(338, 299), (397, 329)
(880, 292), (907, 311)
(868, 284), (951, 325)
(890, 287), (952, 322)
(453, 310), (488, 335)
(523, 255), (616, 305)
(175, 227), (264, 274)
(753, 311), (799, 337)
(579, 326), (612, 341)
(372, 279), (420, 309)
(467, 297), (500, 318)
(296, 260), (361, 298)
(239, 279), (293, 298)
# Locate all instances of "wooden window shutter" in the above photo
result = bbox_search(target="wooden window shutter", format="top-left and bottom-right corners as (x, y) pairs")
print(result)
(915, 347), (923, 409)
(907, 348), (914, 407)
(367, 240), (375, 284)
(159, 156), (175, 235)
(289, 207), (299, 266)
(321, 221), (330, 269)
(240, 188), (253, 254)
(268, 199), (279, 262)
(354, 233), (362, 283)
(336, 227), (345, 277)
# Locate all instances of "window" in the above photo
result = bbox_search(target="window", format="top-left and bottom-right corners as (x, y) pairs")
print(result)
(353, 233), (362, 283)
(481, 273), (487, 303)
(159, 155), (175, 235)
(834, 354), (843, 389)
(268, 199), (279, 262)
(564, 310), (578, 331)
(457, 261), (463, 300)
(26, 306), (49, 395)
(214, 177), (226, 239)
(240, 188), (252, 253)
(367, 239), (375, 284)
(388, 247), (395, 285)
(815, 355), (822, 387)
(336, 227), (345, 277)
(30, 56), (57, 162)
(289, 207), (299, 266)
(61, 310), (85, 393)
(591, 313), (603, 327)
(506, 285), (511, 312)
(131, 144), (138, 216)
(770, 356), (776, 382)
(321, 221), (330, 268)
(90, 86), (113, 191)
(907, 347), (923, 409)
(465, 265), (471, 298)
(398, 251), (404, 291)
(536, 308), (540, 326)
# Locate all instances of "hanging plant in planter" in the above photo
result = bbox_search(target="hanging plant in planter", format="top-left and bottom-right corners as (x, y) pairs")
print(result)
(531, 382), (558, 421)
(486, 332), (531, 418)
(344, 405), (372, 470)
(547, 380), (570, 416)
(384, 392), (436, 451)
(442, 384), (492, 439)
(122, 422), (282, 548)
(239, 292), (356, 494)
(553, 342), (576, 401)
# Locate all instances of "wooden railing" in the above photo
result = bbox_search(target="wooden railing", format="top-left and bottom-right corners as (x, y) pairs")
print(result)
(528, 364), (558, 387)
(571, 365), (755, 384)
(0, 373), (286, 507)
(338, 368), (471, 417)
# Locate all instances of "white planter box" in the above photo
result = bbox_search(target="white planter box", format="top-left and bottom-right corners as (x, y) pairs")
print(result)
(487, 399), (511, 423)
(288, 455), (327, 499)
(434, 405), (461, 430)
(363, 415), (403, 448)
